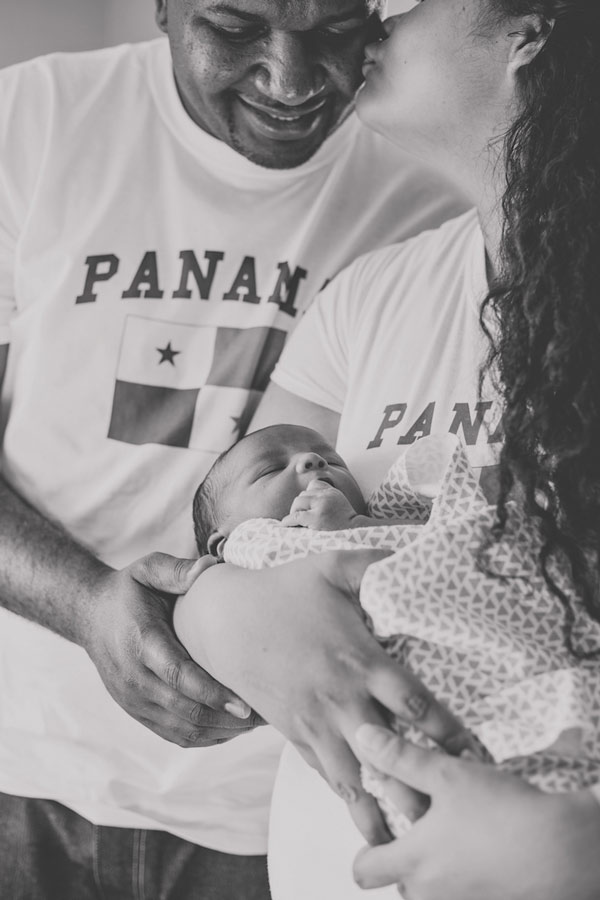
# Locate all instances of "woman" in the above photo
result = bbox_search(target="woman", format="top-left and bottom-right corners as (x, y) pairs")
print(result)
(175, 0), (600, 896)
(341, 2), (600, 894)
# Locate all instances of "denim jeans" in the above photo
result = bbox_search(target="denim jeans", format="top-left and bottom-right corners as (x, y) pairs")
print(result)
(0, 791), (271, 900)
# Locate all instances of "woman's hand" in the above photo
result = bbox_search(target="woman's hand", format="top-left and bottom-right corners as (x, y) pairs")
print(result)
(174, 550), (479, 845)
(353, 724), (600, 900)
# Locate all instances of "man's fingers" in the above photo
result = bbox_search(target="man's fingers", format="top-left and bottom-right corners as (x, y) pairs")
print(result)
(154, 685), (262, 731)
(356, 724), (462, 796)
(131, 551), (216, 595)
(131, 674), (261, 746)
(353, 838), (418, 892)
(142, 624), (252, 719)
(367, 660), (479, 756)
(137, 715), (253, 749)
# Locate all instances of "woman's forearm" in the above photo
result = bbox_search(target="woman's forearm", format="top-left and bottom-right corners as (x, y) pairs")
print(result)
(173, 551), (479, 844)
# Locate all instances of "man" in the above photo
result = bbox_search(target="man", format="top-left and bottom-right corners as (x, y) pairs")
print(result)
(0, 1), (463, 897)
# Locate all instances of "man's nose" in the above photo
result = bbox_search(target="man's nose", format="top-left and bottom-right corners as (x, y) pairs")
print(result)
(294, 452), (328, 474)
(253, 33), (325, 105)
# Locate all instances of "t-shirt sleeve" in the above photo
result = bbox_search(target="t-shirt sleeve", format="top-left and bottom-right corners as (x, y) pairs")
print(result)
(271, 259), (365, 414)
(0, 175), (17, 345)
(0, 66), (28, 345)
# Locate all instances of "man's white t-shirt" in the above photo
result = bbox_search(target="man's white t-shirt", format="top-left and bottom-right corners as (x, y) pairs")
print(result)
(269, 210), (500, 898)
(0, 40), (464, 852)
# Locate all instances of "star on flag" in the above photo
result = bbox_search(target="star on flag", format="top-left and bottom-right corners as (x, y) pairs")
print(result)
(156, 341), (180, 366)
(108, 315), (286, 451)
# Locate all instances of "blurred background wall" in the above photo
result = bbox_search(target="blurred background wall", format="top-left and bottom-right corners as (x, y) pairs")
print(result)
(1, 0), (158, 68)
(1, 0), (412, 69)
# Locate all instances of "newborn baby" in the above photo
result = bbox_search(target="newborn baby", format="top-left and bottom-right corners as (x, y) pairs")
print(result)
(190, 425), (600, 835)
(192, 423), (391, 560)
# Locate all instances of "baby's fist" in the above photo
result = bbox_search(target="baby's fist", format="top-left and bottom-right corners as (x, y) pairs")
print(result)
(282, 479), (359, 530)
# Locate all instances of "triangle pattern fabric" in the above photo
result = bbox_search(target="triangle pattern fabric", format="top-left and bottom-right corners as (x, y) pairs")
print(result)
(224, 434), (600, 835)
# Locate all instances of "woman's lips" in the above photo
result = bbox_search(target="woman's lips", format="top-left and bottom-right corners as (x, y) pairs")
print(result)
(362, 59), (376, 77)
(362, 44), (381, 77)
(236, 94), (328, 140)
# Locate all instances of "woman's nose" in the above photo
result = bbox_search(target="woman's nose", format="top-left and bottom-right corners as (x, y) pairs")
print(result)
(382, 15), (400, 39)
(294, 452), (328, 474)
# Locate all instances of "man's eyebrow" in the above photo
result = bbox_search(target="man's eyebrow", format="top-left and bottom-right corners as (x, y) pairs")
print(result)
(202, 3), (368, 24)
(318, 5), (370, 24)
(203, 4), (264, 20)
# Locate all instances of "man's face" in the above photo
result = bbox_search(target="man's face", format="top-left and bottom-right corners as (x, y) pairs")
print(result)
(155, 0), (383, 169)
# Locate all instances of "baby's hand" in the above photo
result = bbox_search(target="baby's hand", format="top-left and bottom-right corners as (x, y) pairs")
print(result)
(281, 479), (359, 531)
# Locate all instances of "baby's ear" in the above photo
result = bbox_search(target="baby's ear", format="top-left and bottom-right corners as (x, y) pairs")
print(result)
(206, 531), (227, 561)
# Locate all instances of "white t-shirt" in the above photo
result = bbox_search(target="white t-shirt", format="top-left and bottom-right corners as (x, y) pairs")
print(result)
(0, 40), (464, 852)
(269, 210), (501, 898)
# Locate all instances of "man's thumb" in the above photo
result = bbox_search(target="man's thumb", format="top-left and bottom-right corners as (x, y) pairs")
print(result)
(131, 552), (216, 594)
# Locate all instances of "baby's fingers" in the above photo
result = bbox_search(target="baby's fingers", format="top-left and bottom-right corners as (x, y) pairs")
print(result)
(288, 491), (315, 515)
(282, 509), (319, 529)
(305, 478), (334, 494)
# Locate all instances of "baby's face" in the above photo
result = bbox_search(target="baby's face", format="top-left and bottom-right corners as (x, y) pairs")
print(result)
(217, 424), (366, 535)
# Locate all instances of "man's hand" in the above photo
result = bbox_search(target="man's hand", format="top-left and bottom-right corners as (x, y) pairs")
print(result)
(83, 552), (261, 747)
(174, 550), (481, 843)
(353, 724), (600, 900)
(282, 479), (361, 530)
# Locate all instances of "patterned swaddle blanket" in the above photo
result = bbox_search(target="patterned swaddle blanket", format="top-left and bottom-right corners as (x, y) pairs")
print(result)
(224, 435), (600, 832)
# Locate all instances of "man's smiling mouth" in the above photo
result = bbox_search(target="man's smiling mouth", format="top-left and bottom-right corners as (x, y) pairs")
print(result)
(236, 94), (329, 139)
(238, 95), (327, 119)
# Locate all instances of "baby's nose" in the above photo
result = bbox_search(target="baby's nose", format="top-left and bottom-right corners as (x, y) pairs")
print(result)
(294, 452), (328, 474)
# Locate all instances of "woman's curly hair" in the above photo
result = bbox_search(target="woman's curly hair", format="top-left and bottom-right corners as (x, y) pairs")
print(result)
(480, 0), (600, 652)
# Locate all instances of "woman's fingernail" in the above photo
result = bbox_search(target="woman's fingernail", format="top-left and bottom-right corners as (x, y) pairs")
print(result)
(356, 723), (391, 753)
(225, 700), (251, 719)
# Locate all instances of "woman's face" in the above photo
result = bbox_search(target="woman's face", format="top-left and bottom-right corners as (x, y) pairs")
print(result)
(356, 0), (515, 167)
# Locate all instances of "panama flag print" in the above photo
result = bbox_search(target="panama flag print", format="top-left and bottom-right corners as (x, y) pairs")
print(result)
(108, 315), (286, 451)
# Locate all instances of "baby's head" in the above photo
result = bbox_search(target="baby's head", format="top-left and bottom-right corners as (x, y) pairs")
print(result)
(193, 423), (366, 558)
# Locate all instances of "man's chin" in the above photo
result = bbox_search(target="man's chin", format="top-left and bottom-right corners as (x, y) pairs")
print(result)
(229, 134), (323, 170)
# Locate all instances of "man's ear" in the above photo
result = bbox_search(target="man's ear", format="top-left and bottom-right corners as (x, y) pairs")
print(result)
(206, 531), (227, 561)
(155, 0), (168, 34)
(508, 14), (554, 73)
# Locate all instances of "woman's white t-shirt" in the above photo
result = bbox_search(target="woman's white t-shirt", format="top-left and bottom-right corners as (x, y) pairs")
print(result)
(269, 210), (499, 899)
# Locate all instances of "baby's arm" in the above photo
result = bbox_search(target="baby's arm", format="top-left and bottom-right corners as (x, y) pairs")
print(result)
(281, 480), (406, 531)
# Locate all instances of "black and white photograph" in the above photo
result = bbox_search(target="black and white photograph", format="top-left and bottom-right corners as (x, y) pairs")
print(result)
(1, 0), (599, 897)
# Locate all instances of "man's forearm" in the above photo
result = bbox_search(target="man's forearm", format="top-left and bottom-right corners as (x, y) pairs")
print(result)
(0, 474), (111, 645)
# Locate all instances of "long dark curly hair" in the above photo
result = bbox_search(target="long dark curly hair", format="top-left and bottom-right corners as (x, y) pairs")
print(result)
(479, 0), (600, 652)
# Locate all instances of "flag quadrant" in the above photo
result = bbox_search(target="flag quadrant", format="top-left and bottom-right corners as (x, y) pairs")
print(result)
(108, 315), (286, 450)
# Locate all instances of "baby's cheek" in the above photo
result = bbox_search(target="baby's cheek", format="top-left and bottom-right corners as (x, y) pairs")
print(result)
(276, 487), (303, 519)
(345, 482), (366, 514)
